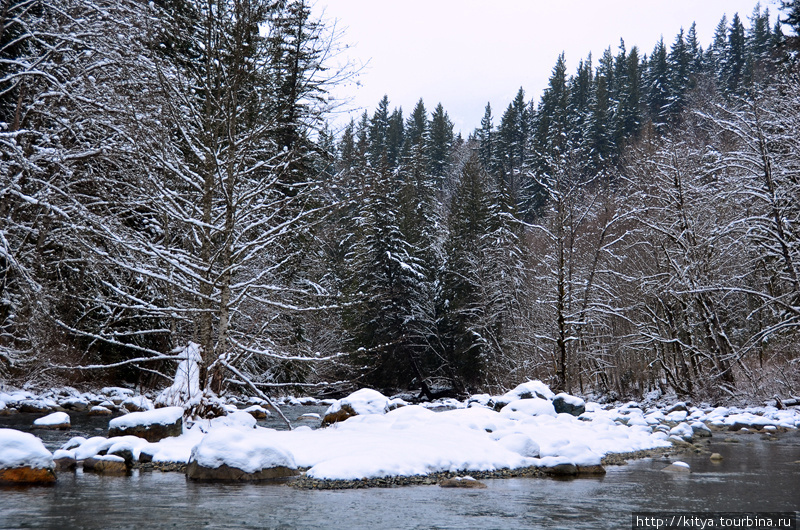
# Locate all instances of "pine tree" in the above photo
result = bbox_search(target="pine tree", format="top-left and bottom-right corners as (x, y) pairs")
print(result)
(476, 102), (496, 173)
(428, 103), (454, 185)
(367, 95), (391, 167)
(386, 107), (405, 168)
(723, 14), (747, 95)
(344, 165), (432, 390)
(666, 28), (691, 118)
(439, 153), (524, 391)
(568, 55), (593, 152)
(497, 87), (529, 196)
(645, 38), (670, 124)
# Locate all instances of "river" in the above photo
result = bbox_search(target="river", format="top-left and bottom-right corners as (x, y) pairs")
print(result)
(1, 410), (798, 529)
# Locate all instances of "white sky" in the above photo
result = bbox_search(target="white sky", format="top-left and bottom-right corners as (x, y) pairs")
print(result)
(314, 0), (782, 136)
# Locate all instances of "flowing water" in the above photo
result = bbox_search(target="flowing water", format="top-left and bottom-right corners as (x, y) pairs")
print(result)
(1, 412), (798, 529)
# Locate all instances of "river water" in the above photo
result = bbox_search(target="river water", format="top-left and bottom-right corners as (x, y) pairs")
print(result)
(1, 411), (798, 529)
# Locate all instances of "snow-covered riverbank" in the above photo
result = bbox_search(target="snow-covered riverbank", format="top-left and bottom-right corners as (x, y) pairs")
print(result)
(2, 382), (799, 486)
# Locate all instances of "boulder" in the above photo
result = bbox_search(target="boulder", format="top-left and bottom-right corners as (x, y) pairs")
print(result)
(576, 464), (606, 475)
(186, 462), (298, 481)
(488, 380), (555, 411)
(33, 412), (71, 430)
(543, 463), (579, 476)
(59, 398), (89, 412)
(321, 389), (390, 427)
(121, 396), (153, 413)
(53, 450), (77, 472)
(439, 476), (487, 489)
(83, 455), (128, 475)
(709, 453), (724, 462)
(0, 429), (56, 485)
(243, 405), (270, 420)
(88, 405), (113, 416)
(186, 426), (298, 482)
(552, 393), (586, 416)
(666, 402), (688, 413)
(108, 407), (183, 442)
(17, 399), (54, 414)
(661, 461), (691, 473)
(499, 398), (557, 418)
(0, 466), (56, 485)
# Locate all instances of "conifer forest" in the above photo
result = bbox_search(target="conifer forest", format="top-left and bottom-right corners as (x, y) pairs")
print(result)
(2, 0), (800, 404)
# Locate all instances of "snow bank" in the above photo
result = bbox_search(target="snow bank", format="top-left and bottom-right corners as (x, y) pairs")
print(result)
(0, 429), (53, 469)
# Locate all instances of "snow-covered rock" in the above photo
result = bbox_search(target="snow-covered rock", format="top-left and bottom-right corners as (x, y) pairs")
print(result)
(486, 380), (556, 411)
(499, 398), (557, 418)
(83, 454), (128, 474)
(552, 393), (586, 416)
(243, 405), (270, 420)
(33, 412), (70, 430)
(121, 395), (154, 413)
(321, 388), (391, 426)
(186, 427), (298, 481)
(662, 461), (690, 473)
(0, 429), (56, 485)
(108, 406), (184, 442)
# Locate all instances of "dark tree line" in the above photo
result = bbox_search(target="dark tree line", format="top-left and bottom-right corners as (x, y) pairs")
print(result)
(2, 1), (800, 403)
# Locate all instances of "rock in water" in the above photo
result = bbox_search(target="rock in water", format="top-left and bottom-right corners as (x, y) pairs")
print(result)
(33, 412), (71, 430)
(321, 388), (391, 427)
(439, 476), (487, 489)
(552, 393), (586, 416)
(0, 429), (56, 485)
(186, 462), (298, 481)
(710, 453), (724, 462)
(186, 426), (298, 482)
(108, 407), (184, 442)
(661, 461), (691, 473)
(83, 455), (128, 475)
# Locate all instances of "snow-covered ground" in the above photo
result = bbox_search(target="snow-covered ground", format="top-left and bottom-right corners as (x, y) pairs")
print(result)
(2, 382), (800, 482)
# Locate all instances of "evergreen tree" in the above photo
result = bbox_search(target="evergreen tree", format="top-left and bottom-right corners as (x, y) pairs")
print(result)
(439, 154), (524, 391)
(497, 87), (529, 195)
(344, 165), (432, 390)
(428, 103), (454, 185)
(667, 28), (692, 117)
(534, 53), (570, 160)
(707, 15), (729, 83)
(386, 107), (405, 168)
(476, 102), (495, 172)
(568, 55), (593, 151)
(723, 14), (747, 95)
(367, 95), (391, 167)
(645, 38), (670, 124)
(685, 22), (705, 78)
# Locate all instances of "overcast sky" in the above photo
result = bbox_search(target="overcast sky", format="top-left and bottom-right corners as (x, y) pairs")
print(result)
(313, 0), (781, 135)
